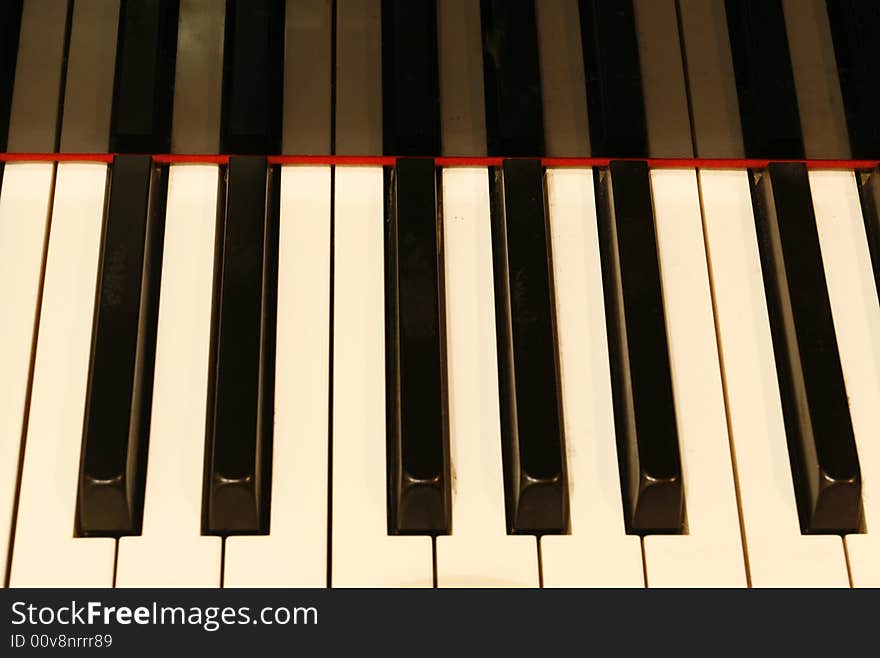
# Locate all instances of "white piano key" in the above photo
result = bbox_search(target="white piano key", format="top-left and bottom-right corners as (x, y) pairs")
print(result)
(633, 0), (693, 158)
(676, 0), (744, 158)
(224, 166), (331, 587)
(335, 0), (382, 155)
(6, 0), (67, 152)
(283, 0), (332, 154)
(809, 170), (880, 587)
(437, 0), (486, 156)
(115, 165), (222, 587)
(435, 167), (539, 588)
(781, 0), (850, 159)
(0, 164), (53, 585)
(171, 0), (225, 154)
(641, 169), (746, 587)
(535, 0), (590, 157)
(540, 168), (644, 588)
(700, 169), (849, 587)
(58, 0), (119, 153)
(331, 166), (432, 587)
(9, 163), (114, 587)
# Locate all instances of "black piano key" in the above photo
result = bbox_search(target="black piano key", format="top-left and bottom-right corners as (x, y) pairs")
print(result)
(0, 0), (22, 152)
(858, 169), (880, 303)
(578, 0), (647, 157)
(724, 0), (804, 159)
(595, 161), (683, 533)
(826, 0), (880, 159)
(490, 159), (567, 533)
(385, 158), (450, 534)
(750, 163), (862, 533)
(382, 0), (440, 156)
(203, 156), (277, 535)
(109, 0), (179, 153)
(220, 0), (284, 155)
(480, 0), (544, 157)
(77, 155), (168, 536)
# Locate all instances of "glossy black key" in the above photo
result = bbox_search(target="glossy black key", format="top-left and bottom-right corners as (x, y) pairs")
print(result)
(858, 169), (880, 302)
(725, 0), (803, 158)
(0, 0), (22, 153)
(595, 161), (683, 533)
(480, 0), (544, 156)
(77, 156), (168, 536)
(220, 0), (284, 155)
(385, 158), (450, 534)
(490, 159), (566, 533)
(382, 0), (439, 156)
(203, 156), (277, 535)
(109, 0), (179, 153)
(750, 163), (861, 533)
(578, 0), (647, 157)
(826, 0), (880, 158)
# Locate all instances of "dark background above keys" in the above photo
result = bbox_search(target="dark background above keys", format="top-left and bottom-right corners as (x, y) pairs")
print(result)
(1, 0), (878, 159)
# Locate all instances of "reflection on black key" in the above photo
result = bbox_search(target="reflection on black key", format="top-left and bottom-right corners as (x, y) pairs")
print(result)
(858, 169), (880, 302)
(77, 156), (168, 536)
(382, 0), (439, 156)
(750, 163), (861, 533)
(203, 156), (277, 535)
(725, 0), (803, 158)
(220, 0), (284, 155)
(385, 158), (450, 534)
(480, 0), (544, 156)
(490, 159), (566, 533)
(0, 0), (22, 153)
(595, 161), (683, 533)
(110, 0), (180, 153)
(826, 0), (880, 159)
(579, 0), (647, 157)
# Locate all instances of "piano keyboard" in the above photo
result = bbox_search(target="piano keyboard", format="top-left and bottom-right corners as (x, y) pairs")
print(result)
(1, 0), (879, 588)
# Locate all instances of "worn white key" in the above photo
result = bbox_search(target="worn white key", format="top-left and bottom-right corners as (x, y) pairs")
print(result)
(435, 168), (539, 587)
(540, 168), (643, 587)
(700, 169), (849, 587)
(225, 167), (331, 587)
(809, 170), (880, 587)
(641, 169), (746, 587)
(116, 166), (222, 587)
(0, 164), (54, 584)
(9, 164), (114, 587)
(331, 167), (432, 587)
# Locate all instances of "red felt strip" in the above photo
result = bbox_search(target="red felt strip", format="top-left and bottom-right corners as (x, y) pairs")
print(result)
(1, 152), (879, 170)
